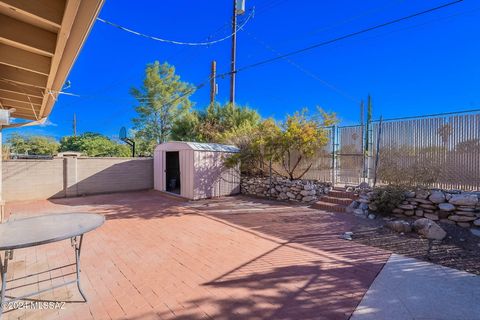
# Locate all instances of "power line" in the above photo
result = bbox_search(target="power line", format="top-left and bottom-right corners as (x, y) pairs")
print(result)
(245, 30), (359, 103)
(56, 15), (244, 116)
(221, 0), (463, 76)
(276, 0), (407, 47)
(96, 8), (255, 46)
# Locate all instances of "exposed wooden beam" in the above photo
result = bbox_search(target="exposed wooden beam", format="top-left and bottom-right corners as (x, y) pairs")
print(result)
(0, 64), (48, 89)
(0, 13), (56, 57)
(3, 106), (37, 120)
(1, 101), (41, 112)
(0, 81), (44, 99)
(0, 43), (51, 75)
(0, 91), (43, 105)
(0, 0), (65, 32)
(39, 0), (81, 118)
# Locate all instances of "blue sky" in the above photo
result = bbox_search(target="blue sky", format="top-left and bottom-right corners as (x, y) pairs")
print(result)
(6, 0), (480, 140)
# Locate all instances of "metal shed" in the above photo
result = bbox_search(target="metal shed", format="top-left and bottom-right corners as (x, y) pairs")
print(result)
(153, 141), (240, 200)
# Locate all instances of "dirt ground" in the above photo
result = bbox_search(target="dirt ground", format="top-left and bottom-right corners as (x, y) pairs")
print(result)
(351, 217), (480, 275)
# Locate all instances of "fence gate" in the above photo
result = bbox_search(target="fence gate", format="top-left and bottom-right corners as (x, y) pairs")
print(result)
(335, 125), (365, 185)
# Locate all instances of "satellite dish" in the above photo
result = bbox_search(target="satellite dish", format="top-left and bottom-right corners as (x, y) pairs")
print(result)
(119, 126), (127, 140)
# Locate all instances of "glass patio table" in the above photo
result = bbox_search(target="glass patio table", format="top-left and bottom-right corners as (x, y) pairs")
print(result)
(0, 213), (104, 317)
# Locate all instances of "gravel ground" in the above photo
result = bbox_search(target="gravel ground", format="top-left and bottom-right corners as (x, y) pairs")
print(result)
(351, 217), (480, 275)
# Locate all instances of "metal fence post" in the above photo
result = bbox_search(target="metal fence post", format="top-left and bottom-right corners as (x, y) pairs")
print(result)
(331, 126), (336, 186)
(373, 116), (383, 187)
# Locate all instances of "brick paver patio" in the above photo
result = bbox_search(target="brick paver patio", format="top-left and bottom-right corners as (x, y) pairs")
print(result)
(2, 192), (390, 319)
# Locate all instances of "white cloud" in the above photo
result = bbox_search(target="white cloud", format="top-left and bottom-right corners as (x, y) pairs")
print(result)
(39, 119), (58, 127)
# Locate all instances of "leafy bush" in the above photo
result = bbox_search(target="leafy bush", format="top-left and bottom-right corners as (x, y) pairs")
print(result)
(370, 185), (407, 215)
(377, 148), (441, 187)
(225, 108), (337, 179)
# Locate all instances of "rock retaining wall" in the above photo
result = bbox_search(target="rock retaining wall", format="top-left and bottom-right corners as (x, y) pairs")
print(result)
(350, 189), (480, 228)
(241, 176), (331, 202)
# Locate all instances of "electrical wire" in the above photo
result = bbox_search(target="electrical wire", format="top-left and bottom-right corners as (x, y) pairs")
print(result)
(276, 0), (407, 47)
(245, 30), (359, 103)
(96, 8), (255, 46)
(220, 0), (463, 76)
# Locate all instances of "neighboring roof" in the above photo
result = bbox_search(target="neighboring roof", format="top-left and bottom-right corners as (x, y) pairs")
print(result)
(155, 141), (240, 153)
(0, 0), (105, 121)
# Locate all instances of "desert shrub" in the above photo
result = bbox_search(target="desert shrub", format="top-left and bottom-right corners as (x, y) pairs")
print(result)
(377, 148), (441, 187)
(370, 185), (407, 215)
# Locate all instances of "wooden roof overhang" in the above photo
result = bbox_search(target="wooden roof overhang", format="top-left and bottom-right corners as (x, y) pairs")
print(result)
(0, 0), (104, 122)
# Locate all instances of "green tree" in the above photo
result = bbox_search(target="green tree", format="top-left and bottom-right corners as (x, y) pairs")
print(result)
(227, 108), (337, 180)
(170, 107), (202, 141)
(131, 61), (195, 155)
(59, 133), (130, 157)
(171, 102), (261, 143)
(7, 133), (59, 156)
(275, 108), (336, 179)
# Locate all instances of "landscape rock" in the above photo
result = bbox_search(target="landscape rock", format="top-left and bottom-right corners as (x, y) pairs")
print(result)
(368, 213), (376, 219)
(429, 191), (446, 204)
(346, 201), (359, 213)
(424, 213), (439, 221)
(415, 209), (424, 217)
(440, 218), (455, 225)
(413, 198), (432, 204)
(412, 218), (447, 240)
(448, 215), (476, 222)
(405, 191), (416, 198)
(438, 203), (456, 212)
(300, 190), (316, 196)
(470, 228), (480, 237)
(419, 204), (437, 210)
(449, 194), (479, 206)
(399, 204), (415, 210)
(241, 176), (330, 203)
(358, 182), (370, 189)
(456, 206), (475, 212)
(457, 222), (471, 228)
(302, 196), (316, 202)
(474, 219), (480, 227)
(386, 220), (412, 233)
(416, 190), (430, 200)
(437, 210), (450, 219)
(353, 208), (365, 216)
(404, 210), (414, 216)
(303, 184), (314, 191)
(359, 203), (369, 210)
(454, 211), (475, 217)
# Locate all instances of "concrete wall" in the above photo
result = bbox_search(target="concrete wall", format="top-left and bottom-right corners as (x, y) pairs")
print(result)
(2, 157), (153, 201)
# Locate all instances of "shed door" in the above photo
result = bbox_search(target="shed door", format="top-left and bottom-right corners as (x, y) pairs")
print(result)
(165, 151), (180, 194)
(154, 149), (165, 191)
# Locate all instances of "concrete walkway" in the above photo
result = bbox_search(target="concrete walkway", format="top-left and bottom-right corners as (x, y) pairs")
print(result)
(351, 254), (480, 320)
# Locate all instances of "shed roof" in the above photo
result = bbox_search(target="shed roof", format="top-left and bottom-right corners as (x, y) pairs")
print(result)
(155, 141), (239, 153)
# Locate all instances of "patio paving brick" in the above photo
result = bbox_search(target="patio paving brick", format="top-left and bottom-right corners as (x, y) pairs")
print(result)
(2, 192), (390, 319)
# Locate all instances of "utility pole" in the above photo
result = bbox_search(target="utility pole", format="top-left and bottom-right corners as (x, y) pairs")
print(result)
(210, 60), (217, 105)
(230, 0), (245, 105)
(73, 113), (77, 138)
